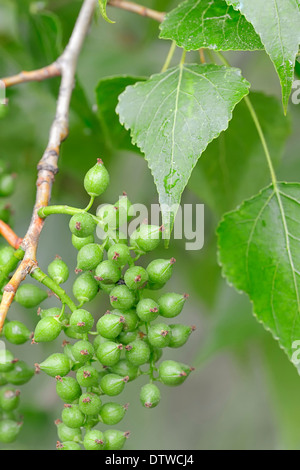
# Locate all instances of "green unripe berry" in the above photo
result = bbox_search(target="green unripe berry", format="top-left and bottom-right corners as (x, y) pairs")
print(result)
(69, 309), (94, 334)
(72, 234), (94, 251)
(146, 258), (176, 286)
(76, 365), (99, 388)
(79, 393), (102, 416)
(97, 204), (119, 231)
(125, 340), (150, 366)
(34, 316), (62, 342)
(81, 414), (101, 428)
(63, 326), (84, 340)
(93, 334), (109, 349)
(106, 231), (128, 249)
(178, 362), (194, 376)
(124, 266), (149, 290)
(140, 383), (161, 409)
(96, 313), (124, 339)
(15, 284), (48, 308)
(158, 360), (192, 386)
(39, 307), (62, 319)
(63, 344), (77, 363)
(147, 323), (171, 348)
(100, 373), (128, 396)
(83, 430), (106, 450)
(112, 309), (139, 332)
(130, 224), (162, 253)
(109, 358), (139, 382)
(62, 404), (85, 429)
(148, 281), (167, 291)
(69, 212), (96, 238)
(115, 192), (132, 215)
(72, 340), (94, 364)
(109, 285), (135, 310)
(3, 321), (31, 345)
(56, 422), (82, 442)
(39, 353), (71, 377)
(0, 174), (15, 197)
(4, 360), (34, 385)
(0, 387), (20, 411)
(98, 282), (115, 294)
(0, 373), (8, 386)
(56, 376), (82, 402)
(0, 419), (21, 443)
(94, 260), (121, 285)
(72, 272), (98, 303)
(0, 246), (15, 266)
(77, 243), (103, 271)
(158, 293), (188, 318)
(107, 244), (131, 267)
(104, 429), (129, 450)
(0, 349), (14, 372)
(117, 330), (138, 345)
(115, 194), (132, 223)
(152, 348), (163, 363)
(99, 402), (127, 425)
(96, 341), (122, 367)
(47, 258), (69, 284)
(84, 159), (109, 197)
(57, 441), (81, 450)
(136, 299), (159, 322)
(169, 324), (195, 348)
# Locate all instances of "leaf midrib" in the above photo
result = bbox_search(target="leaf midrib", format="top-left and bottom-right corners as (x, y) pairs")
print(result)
(244, 184), (300, 342)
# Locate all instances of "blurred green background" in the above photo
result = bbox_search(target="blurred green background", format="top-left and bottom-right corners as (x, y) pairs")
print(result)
(1, 0), (300, 450)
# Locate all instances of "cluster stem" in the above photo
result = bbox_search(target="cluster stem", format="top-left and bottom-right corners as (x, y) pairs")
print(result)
(31, 268), (77, 313)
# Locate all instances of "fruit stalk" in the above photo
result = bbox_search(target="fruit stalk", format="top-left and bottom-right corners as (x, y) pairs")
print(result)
(108, 0), (165, 22)
(31, 268), (77, 313)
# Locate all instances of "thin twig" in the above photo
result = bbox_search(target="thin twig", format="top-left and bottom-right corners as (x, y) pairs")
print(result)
(0, 1), (165, 90)
(0, 220), (23, 249)
(0, 0), (97, 331)
(108, 0), (165, 22)
(1, 63), (61, 89)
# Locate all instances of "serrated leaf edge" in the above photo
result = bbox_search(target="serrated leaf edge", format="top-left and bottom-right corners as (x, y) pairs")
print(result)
(216, 181), (300, 374)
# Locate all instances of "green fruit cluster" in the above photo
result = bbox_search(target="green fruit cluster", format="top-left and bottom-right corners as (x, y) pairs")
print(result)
(0, 159), (195, 450)
(0, 349), (34, 444)
(0, 160), (16, 228)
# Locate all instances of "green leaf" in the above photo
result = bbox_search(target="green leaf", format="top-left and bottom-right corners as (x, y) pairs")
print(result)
(117, 64), (250, 235)
(160, 0), (263, 51)
(98, 0), (115, 24)
(217, 182), (300, 371)
(189, 92), (291, 216)
(225, 0), (300, 113)
(16, 5), (62, 67)
(96, 75), (144, 153)
(71, 78), (103, 132)
(15, 3), (62, 96)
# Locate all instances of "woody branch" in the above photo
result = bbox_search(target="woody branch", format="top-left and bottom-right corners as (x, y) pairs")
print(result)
(0, 0), (97, 331)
